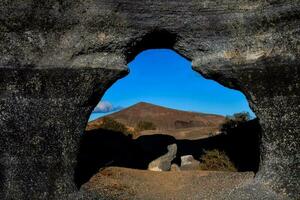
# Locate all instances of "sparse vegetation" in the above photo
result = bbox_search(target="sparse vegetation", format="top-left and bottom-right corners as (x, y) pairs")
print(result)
(221, 112), (250, 134)
(100, 117), (133, 136)
(232, 112), (251, 122)
(136, 121), (157, 132)
(199, 149), (237, 172)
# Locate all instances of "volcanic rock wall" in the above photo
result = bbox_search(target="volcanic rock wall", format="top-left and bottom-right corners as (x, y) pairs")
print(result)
(0, 0), (299, 199)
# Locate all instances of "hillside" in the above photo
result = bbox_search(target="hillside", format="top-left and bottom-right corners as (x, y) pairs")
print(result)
(87, 102), (225, 139)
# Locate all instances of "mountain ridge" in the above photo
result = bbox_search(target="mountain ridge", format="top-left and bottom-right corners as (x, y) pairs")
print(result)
(87, 102), (225, 139)
(112, 101), (224, 117)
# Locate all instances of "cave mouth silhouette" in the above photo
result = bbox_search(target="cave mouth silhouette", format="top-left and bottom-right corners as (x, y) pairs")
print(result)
(75, 49), (261, 188)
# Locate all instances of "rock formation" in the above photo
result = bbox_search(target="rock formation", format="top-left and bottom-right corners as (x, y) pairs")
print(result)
(0, 0), (299, 199)
(180, 155), (200, 171)
(148, 144), (177, 172)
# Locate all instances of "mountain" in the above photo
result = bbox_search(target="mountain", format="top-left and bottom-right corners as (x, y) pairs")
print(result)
(87, 102), (225, 139)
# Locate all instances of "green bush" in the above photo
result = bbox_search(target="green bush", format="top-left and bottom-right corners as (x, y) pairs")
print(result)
(136, 121), (156, 131)
(221, 112), (250, 134)
(199, 149), (237, 172)
(232, 112), (250, 122)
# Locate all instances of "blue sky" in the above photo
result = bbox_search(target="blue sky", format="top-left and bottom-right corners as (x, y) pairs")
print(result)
(89, 49), (254, 121)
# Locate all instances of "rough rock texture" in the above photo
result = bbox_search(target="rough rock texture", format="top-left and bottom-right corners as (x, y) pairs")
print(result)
(148, 144), (177, 172)
(0, 0), (299, 199)
(180, 155), (200, 171)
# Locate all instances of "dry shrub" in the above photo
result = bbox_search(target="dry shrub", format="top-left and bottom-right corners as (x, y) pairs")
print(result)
(199, 149), (237, 172)
(101, 117), (133, 136)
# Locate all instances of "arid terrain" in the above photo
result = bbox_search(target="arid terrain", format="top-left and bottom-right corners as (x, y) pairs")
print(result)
(87, 102), (225, 139)
(78, 103), (264, 200)
(82, 167), (255, 200)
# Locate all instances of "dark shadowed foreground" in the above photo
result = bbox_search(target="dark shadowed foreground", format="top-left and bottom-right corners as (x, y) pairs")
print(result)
(75, 119), (261, 188)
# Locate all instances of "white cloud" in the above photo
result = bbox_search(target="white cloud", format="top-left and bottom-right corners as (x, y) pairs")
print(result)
(93, 101), (122, 113)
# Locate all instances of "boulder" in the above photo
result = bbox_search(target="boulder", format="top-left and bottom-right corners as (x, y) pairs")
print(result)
(180, 155), (200, 171)
(148, 144), (177, 171)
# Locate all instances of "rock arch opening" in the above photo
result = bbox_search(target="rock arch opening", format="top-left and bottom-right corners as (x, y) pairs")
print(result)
(0, 1), (298, 199)
(75, 49), (261, 193)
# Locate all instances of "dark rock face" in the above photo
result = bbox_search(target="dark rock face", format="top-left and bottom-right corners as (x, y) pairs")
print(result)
(0, 0), (299, 199)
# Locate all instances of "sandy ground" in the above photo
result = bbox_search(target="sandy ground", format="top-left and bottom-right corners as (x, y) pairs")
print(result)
(81, 167), (255, 200)
(138, 126), (220, 140)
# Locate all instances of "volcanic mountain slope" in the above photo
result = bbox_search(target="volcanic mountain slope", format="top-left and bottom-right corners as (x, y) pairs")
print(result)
(87, 102), (225, 139)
